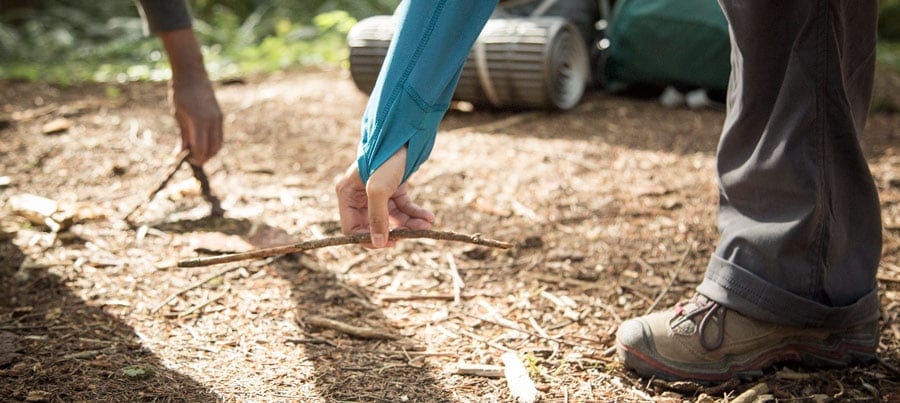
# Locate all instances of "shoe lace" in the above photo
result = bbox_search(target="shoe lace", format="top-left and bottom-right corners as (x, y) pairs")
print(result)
(668, 295), (726, 351)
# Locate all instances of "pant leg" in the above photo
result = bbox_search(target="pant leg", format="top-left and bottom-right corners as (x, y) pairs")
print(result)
(697, 0), (882, 328)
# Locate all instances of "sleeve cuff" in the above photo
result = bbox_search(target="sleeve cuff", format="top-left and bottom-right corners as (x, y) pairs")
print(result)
(357, 85), (447, 184)
(137, 0), (193, 34)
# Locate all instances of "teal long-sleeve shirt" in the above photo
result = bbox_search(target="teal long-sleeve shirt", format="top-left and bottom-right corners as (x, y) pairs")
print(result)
(356, 0), (498, 183)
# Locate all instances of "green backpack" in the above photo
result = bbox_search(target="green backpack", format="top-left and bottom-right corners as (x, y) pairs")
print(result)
(604, 0), (731, 91)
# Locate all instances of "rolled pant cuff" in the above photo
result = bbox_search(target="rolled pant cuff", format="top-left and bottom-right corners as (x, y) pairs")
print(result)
(697, 255), (880, 328)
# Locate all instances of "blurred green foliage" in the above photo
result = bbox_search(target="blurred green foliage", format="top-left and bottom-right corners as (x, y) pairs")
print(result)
(880, 0), (900, 42)
(0, 0), (400, 84)
(0, 0), (896, 85)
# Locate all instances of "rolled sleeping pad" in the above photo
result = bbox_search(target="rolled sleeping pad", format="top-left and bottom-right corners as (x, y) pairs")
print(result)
(348, 16), (589, 110)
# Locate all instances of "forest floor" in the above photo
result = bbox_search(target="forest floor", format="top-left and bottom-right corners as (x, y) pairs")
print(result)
(1, 67), (898, 402)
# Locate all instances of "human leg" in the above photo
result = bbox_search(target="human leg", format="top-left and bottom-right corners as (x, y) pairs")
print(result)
(616, 0), (882, 381)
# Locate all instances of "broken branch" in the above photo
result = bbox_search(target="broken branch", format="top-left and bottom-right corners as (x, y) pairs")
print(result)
(305, 315), (399, 340)
(189, 163), (224, 216)
(177, 229), (514, 268)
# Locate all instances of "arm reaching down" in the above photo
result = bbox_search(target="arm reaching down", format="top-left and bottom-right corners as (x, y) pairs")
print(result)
(340, 0), (498, 248)
(137, 0), (223, 166)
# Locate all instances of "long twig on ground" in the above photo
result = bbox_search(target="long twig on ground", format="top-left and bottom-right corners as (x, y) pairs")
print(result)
(151, 264), (242, 314)
(124, 149), (189, 223)
(176, 229), (514, 268)
(304, 315), (399, 340)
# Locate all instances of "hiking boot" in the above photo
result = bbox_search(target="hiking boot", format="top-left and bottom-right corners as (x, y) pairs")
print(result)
(615, 294), (879, 382)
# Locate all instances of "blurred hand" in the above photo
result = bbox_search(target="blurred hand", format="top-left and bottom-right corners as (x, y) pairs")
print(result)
(158, 28), (223, 166)
(336, 148), (435, 248)
(169, 76), (222, 165)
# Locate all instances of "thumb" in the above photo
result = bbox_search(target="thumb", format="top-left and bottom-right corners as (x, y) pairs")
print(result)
(365, 148), (407, 248)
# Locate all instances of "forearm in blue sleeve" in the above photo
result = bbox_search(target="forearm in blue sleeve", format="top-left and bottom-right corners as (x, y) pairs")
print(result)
(136, 0), (193, 33)
(356, 0), (498, 183)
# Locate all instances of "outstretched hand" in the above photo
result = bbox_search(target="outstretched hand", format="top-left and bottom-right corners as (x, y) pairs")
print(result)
(336, 148), (435, 248)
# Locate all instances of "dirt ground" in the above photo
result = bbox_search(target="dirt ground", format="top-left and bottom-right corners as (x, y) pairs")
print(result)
(0, 67), (898, 402)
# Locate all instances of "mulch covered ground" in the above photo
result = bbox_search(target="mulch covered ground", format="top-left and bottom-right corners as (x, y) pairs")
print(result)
(1, 68), (898, 402)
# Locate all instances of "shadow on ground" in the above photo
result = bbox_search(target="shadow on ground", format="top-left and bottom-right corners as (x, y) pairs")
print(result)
(0, 238), (220, 401)
(155, 215), (458, 402)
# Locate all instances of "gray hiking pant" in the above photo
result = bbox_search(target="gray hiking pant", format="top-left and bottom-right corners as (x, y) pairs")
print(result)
(697, 0), (882, 328)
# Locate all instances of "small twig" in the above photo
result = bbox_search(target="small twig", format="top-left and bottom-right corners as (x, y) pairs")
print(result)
(446, 252), (464, 303)
(644, 241), (694, 316)
(449, 326), (514, 353)
(178, 287), (228, 318)
(285, 337), (337, 347)
(379, 293), (457, 303)
(177, 229), (514, 268)
(457, 363), (504, 378)
(56, 349), (102, 363)
(527, 316), (551, 339)
(463, 312), (597, 349)
(124, 149), (189, 223)
(151, 264), (242, 314)
(305, 315), (399, 340)
(189, 163), (224, 216)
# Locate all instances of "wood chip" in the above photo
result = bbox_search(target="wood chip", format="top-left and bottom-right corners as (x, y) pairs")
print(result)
(731, 383), (769, 403)
(41, 118), (71, 134)
(501, 352), (538, 403)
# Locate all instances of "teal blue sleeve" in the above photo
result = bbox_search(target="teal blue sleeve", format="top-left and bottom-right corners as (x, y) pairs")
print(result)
(356, 0), (498, 183)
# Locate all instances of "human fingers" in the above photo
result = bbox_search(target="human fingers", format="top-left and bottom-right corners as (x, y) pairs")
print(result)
(176, 112), (193, 152)
(392, 190), (435, 224)
(207, 117), (223, 160)
(365, 149), (407, 248)
(335, 164), (370, 235)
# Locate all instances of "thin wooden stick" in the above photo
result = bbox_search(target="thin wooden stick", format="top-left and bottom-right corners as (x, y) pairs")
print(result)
(178, 287), (228, 318)
(177, 229), (514, 268)
(456, 363), (504, 378)
(189, 163), (224, 216)
(446, 252), (464, 303)
(151, 264), (242, 314)
(305, 315), (399, 340)
(462, 312), (597, 349)
(124, 149), (190, 223)
(379, 293), (457, 303)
